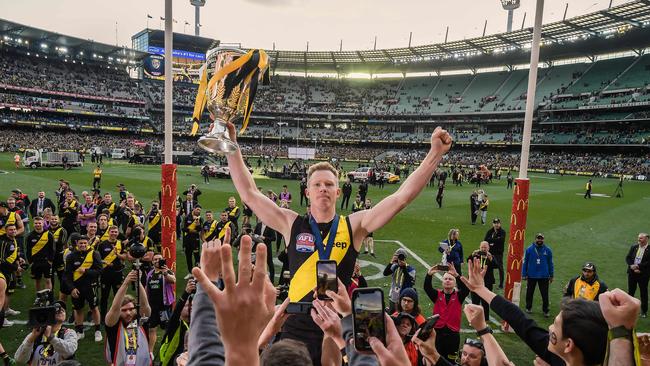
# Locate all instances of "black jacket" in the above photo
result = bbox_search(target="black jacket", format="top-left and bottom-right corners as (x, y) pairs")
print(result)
(253, 222), (276, 247)
(29, 197), (56, 217)
(484, 227), (506, 255)
(626, 244), (650, 276)
(491, 295), (565, 366)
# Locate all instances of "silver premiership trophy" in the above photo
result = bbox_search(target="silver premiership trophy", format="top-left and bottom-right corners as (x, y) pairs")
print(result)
(191, 47), (269, 154)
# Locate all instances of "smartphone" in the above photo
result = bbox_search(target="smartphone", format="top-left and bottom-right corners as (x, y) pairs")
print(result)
(159, 259), (167, 268)
(316, 260), (337, 300)
(352, 287), (386, 352)
(285, 302), (313, 315)
(435, 264), (449, 271)
(416, 314), (440, 341)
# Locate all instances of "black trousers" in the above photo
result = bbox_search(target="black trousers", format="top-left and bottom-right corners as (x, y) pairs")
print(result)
(265, 241), (275, 285)
(492, 253), (504, 287)
(584, 189), (592, 199)
(300, 192), (308, 206)
(436, 195), (443, 208)
(93, 178), (101, 189)
(435, 327), (460, 363)
(341, 194), (351, 210)
(100, 270), (123, 324)
(471, 283), (493, 321)
(471, 210), (478, 224)
(628, 274), (650, 314)
(184, 235), (200, 273)
(525, 278), (550, 313)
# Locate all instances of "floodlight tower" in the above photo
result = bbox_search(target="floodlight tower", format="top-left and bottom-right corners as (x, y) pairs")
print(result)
(190, 0), (206, 36)
(501, 0), (521, 32)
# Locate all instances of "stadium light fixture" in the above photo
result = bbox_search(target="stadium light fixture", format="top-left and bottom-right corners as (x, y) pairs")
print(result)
(79, 51), (84, 56)
(92, 53), (97, 58)
(40, 43), (48, 49)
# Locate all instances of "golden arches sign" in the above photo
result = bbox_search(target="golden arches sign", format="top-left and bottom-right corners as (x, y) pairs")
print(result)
(510, 213), (517, 226)
(162, 246), (172, 258)
(513, 229), (525, 241)
(510, 258), (521, 270)
(162, 216), (172, 229)
(516, 199), (528, 211)
(162, 184), (173, 197)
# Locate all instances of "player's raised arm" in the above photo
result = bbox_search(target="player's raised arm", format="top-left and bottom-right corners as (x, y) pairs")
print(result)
(349, 127), (452, 246)
(224, 123), (297, 239)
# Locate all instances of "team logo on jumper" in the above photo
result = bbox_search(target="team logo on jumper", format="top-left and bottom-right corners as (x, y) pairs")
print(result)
(296, 233), (315, 253)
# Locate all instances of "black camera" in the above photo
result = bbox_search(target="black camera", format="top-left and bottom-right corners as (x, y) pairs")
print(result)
(129, 242), (147, 260)
(28, 290), (57, 327)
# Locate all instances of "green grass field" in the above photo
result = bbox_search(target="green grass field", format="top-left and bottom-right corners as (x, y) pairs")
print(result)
(1, 152), (649, 365)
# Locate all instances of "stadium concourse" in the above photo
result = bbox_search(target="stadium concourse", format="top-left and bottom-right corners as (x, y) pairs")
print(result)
(1, 0), (650, 365)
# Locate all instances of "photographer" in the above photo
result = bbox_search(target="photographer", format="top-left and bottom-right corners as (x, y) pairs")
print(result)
(145, 253), (176, 353)
(159, 279), (195, 366)
(423, 263), (469, 363)
(63, 235), (102, 341)
(468, 241), (495, 321)
(384, 249), (416, 312)
(15, 300), (78, 365)
(104, 270), (152, 366)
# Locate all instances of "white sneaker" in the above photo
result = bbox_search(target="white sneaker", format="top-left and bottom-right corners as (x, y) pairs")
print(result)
(94, 330), (103, 342)
(6, 308), (20, 316)
(2, 319), (14, 327)
(184, 273), (193, 280)
(76, 331), (84, 340)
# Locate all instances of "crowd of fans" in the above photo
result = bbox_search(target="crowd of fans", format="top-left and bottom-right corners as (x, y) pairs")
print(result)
(0, 137), (648, 366)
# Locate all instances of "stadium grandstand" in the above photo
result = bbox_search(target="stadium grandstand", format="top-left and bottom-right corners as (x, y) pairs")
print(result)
(1, 0), (650, 180)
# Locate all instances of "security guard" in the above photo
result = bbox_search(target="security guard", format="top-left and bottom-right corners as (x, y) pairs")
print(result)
(564, 262), (607, 301)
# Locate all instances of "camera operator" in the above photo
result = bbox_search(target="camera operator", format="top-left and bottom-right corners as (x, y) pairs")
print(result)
(26, 217), (55, 295)
(105, 270), (152, 366)
(63, 235), (103, 341)
(253, 220), (276, 284)
(468, 241), (496, 321)
(145, 254), (176, 353)
(98, 225), (127, 325)
(14, 301), (78, 365)
(384, 249), (416, 312)
(159, 278), (195, 366)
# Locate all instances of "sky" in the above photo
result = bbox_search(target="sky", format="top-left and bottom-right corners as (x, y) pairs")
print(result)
(3, 0), (627, 51)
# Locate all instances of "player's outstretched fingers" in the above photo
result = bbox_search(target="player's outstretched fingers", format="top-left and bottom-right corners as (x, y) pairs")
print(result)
(253, 243), (269, 287)
(219, 244), (237, 290)
(238, 235), (254, 285)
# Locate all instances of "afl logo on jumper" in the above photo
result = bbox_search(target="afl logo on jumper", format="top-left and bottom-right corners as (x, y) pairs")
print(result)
(296, 233), (315, 253)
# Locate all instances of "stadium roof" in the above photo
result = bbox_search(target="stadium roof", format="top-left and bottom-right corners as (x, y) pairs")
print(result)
(256, 0), (650, 74)
(131, 29), (217, 54)
(0, 18), (147, 64)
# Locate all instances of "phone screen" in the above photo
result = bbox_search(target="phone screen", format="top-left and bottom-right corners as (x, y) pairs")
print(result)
(352, 288), (386, 351)
(316, 260), (337, 300)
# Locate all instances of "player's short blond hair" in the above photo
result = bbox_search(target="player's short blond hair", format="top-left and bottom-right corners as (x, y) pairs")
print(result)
(307, 162), (338, 183)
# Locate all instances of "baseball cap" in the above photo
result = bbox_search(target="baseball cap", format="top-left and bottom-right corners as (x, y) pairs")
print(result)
(395, 248), (407, 259)
(392, 312), (416, 327)
(53, 300), (67, 312)
(492, 218), (501, 223)
(536, 233), (544, 239)
(582, 262), (596, 272)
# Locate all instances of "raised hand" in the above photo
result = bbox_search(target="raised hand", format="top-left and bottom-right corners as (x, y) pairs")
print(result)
(430, 127), (453, 156)
(463, 304), (488, 331)
(325, 279), (352, 318)
(369, 313), (411, 366)
(599, 288), (641, 330)
(192, 235), (275, 354)
(460, 257), (487, 292)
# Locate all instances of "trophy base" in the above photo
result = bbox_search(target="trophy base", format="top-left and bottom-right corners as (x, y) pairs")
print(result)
(197, 134), (239, 155)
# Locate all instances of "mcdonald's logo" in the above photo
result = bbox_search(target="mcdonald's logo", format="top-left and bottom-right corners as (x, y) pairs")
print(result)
(507, 288), (513, 299)
(162, 216), (172, 228)
(162, 246), (172, 258)
(510, 258), (521, 270)
(510, 213), (517, 226)
(509, 243), (515, 255)
(172, 169), (177, 181)
(162, 184), (172, 197)
(513, 229), (524, 241)
(516, 199), (529, 211)
(515, 184), (520, 195)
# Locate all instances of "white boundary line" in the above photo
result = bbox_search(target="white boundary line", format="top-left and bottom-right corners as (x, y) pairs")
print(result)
(375, 239), (503, 332)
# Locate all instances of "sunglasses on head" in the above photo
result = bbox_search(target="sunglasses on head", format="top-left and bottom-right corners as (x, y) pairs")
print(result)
(464, 338), (485, 352)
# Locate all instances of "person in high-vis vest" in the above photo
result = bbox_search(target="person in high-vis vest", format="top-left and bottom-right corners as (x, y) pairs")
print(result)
(92, 165), (103, 189)
(423, 263), (470, 363)
(25, 217), (54, 294)
(98, 226), (128, 326)
(159, 279), (194, 366)
(63, 236), (103, 342)
(209, 123), (452, 363)
(104, 270), (151, 366)
(564, 262), (608, 301)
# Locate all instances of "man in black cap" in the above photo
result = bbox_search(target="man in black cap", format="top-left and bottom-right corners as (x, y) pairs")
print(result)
(484, 218), (506, 288)
(14, 300), (78, 364)
(564, 262), (608, 301)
